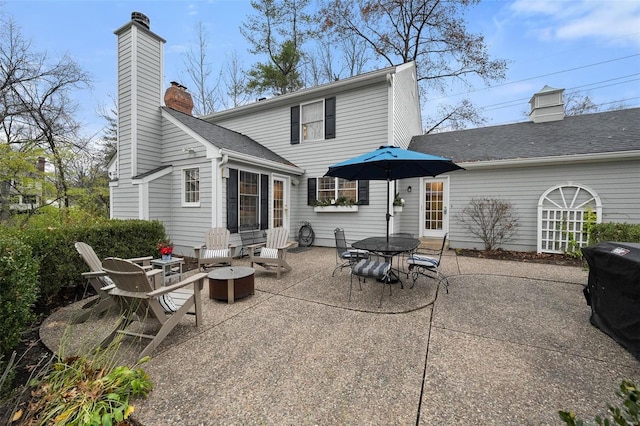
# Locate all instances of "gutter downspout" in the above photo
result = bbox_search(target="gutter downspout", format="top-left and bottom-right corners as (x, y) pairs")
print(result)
(213, 151), (229, 227)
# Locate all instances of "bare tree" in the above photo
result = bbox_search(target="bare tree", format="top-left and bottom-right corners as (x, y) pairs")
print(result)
(319, 0), (508, 132)
(220, 51), (253, 108)
(305, 32), (370, 84)
(564, 92), (599, 116)
(182, 21), (220, 116)
(1, 14), (91, 214)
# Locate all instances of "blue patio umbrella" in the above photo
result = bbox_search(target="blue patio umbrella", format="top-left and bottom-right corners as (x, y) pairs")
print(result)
(324, 145), (464, 241)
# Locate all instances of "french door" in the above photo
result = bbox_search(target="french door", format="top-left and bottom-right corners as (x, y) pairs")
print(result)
(421, 177), (449, 238)
(272, 176), (289, 230)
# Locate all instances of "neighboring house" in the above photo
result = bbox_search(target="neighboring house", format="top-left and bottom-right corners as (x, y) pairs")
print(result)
(407, 86), (640, 253)
(1, 157), (47, 213)
(110, 13), (422, 255)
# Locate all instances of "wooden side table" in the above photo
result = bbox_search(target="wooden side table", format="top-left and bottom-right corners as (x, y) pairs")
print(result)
(207, 267), (255, 303)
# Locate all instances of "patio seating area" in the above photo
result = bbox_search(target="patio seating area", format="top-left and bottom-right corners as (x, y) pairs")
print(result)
(40, 247), (639, 424)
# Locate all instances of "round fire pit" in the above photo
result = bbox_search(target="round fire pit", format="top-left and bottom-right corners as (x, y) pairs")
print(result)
(207, 266), (255, 303)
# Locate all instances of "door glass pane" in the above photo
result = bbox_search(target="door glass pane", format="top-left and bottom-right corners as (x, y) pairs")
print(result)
(424, 181), (444, 230)
(273, 180), (284, 228)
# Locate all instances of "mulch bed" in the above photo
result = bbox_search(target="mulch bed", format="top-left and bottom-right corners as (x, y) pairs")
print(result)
(457, 248), (585, 267)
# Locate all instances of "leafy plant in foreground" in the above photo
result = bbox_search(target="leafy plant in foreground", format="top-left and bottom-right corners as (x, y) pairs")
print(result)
(559, 379), (639, 426)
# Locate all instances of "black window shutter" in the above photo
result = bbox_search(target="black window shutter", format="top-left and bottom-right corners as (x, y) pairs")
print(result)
(260, 174), (269, 230)
(307, 178), (317, 206)
(290, 106), (300, 144)
(325, 97), (336, 139)
(357, 180), (369, 205)
(227, 168), (239, 233)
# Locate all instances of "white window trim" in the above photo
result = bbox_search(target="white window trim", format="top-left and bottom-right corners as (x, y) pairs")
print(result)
(238, 169), (261, 229)
(300, 98), (325, 142)
(537, 183), (602, 254)
(182, 167), (201, 207)
(314, 176), (359, 212)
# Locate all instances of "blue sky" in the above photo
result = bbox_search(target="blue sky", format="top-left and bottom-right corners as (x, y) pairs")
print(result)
(1, 0), (639, 137)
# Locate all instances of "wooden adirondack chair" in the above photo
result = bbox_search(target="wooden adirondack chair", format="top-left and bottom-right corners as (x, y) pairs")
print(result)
(100, 257), (207, 359)
(193, 227), (233, 270)
(248, 227), (294, 279)
(73, 242), (156, 324)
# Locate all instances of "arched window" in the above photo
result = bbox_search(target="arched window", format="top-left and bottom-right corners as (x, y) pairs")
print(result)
(537, 184), (602, 253)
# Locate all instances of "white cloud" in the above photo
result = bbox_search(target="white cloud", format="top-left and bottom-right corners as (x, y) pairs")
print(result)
(509, 0), (640, 46)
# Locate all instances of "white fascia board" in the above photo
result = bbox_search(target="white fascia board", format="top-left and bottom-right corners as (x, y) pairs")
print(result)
(161, 109), (211, 149)
(202, 66), (396, 121)
(458, 150), (640, 170)
(131, 166), (173, 184)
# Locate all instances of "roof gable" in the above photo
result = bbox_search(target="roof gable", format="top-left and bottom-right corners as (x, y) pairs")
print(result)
(162, 107), (297, 168)
(409, 107), (640, 163)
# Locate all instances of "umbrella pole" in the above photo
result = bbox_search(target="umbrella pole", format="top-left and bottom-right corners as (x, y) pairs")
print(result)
(386, 178), (390, 243)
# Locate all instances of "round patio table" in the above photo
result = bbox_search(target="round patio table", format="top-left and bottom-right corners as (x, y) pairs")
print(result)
(352, 236), (420, 284)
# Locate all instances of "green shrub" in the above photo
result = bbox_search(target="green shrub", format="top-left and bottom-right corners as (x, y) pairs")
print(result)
(18, 219), (167, 304)
(559, 379), (639, 425)
(589, 223), (640, 245)
(0, 235), (39, 381)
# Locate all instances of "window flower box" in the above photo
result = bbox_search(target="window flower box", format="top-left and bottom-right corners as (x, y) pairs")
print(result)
(314, 205), (359, 213)
(393, 206), (403, 213)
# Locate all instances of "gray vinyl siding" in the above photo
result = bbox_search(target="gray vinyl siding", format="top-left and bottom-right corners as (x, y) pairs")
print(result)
(133, 30), (163, 174)
(148, 174), (172, 225)
(447, 159), (640, 252)
(392, 63), (422, 148)
(212, 80), (393, 247)
(111, 185), (139, 219)
(168, 161), (213, 257)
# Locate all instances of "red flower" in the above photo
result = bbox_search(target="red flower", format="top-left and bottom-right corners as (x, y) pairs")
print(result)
(157, 241), (173, 255)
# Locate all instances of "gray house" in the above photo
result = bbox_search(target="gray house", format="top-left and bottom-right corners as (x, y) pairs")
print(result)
(109, 12), (422, 255)
(407, 86), (640, 253)
(110, 12), (639, 256)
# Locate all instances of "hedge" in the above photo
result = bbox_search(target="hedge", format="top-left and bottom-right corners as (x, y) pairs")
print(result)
(18, 220), (168, 304)
(589, 222), (640, 245)
(0, 235), (39, 377)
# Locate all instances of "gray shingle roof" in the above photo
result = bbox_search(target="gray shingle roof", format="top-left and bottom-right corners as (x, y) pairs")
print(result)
(409, 107), (640, 163)
(162, 107), (297, 167)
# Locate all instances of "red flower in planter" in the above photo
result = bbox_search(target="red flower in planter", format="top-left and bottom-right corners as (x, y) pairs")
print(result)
(157, 241), (173, 256)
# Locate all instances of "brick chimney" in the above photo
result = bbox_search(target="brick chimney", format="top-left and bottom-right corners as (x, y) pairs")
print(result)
(164, 82), (194, 115)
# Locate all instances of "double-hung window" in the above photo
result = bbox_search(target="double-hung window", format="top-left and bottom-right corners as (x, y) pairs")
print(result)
(291, 97), (336, 144)
(317, 177), (357, 203)
(239, 171), (259, 229)
(308, 177), (367, 206)
(301, 101), (324, 141)
(183, 168), (200, 206)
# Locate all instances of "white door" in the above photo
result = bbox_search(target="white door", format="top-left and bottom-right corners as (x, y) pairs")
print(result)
(420, 177), (449, 238)
(272, 175), (289, 231)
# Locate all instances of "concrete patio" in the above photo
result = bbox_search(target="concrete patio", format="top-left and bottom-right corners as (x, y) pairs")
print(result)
(41, 247), (640, 425)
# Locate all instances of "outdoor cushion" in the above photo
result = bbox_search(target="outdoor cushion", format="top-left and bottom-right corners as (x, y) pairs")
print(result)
(158, 294), (178, 313)
(344, 249), (369, 259)
(260, 247), (279, 259)
(203, 248), (230, 258)
(352, 259), (390, 278)
(407, 254), (439, 267)
(101, 275), (116, 290)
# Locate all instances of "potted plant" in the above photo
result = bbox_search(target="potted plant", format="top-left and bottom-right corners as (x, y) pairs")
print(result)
(393, 193), (405, 212)
(157, 240), (174, 260)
